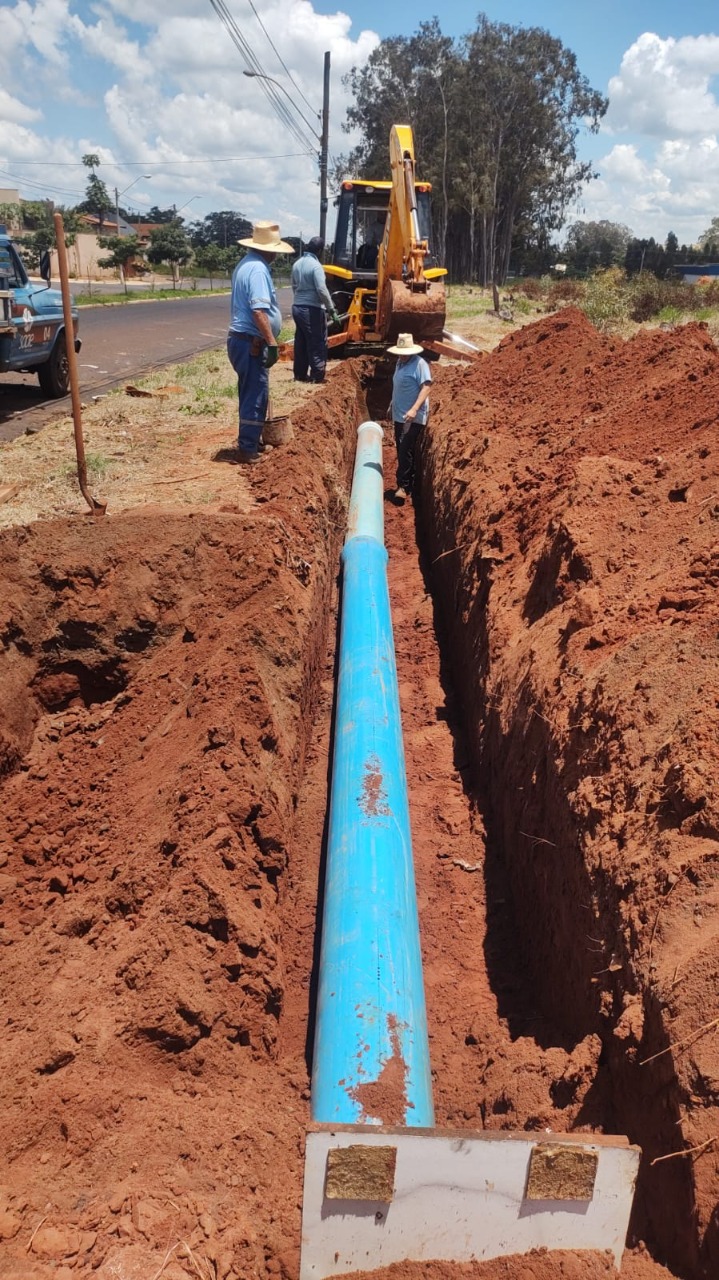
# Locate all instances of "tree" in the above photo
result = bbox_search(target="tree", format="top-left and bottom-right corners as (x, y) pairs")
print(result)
(78, 153), (112, 230)
(563, 220), (633, 274)
(0, 203), (22, 230)
(135, 205), (178, 226)
(146, 223), (191, 287)
(342, 17), (607, 285)
(624, 237), (667, 278)
(188, 210), (252, 249)
(193, 242), (226, 288)
(14, 204), (79, 269)
(97, 235), (142, 294)
(698, 217), (719, 252)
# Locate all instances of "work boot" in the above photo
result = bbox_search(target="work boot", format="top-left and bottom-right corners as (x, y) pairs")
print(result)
(234, 449), (261, 465)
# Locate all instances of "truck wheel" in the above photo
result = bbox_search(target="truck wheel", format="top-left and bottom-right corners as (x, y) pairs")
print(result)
(38, 334), (69, 398)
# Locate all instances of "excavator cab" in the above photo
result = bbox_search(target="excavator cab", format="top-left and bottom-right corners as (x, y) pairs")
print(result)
(331, 181), (436, 275)
(326, 174), (441, 350)
(279, 126), (477, 365)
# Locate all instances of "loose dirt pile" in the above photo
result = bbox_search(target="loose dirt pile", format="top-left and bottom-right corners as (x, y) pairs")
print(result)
(421, 308), (719, 1279)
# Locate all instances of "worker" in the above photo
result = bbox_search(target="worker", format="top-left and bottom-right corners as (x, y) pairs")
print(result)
(291, 236), (339, 384)
(357, 213), (385, 269)
(388, 332), (432, 505)
(227, 220), (292, 464)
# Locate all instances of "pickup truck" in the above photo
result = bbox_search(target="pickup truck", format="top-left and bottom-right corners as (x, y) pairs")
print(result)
(0, 226), (81, 397)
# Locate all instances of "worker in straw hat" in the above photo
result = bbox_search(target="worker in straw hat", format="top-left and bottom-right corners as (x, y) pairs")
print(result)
(227, 220), (293, 464)
(387, 332), (432, 504)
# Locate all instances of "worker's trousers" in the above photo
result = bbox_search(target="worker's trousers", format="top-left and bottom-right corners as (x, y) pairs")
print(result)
(394, 419), (424, 491)
(292, 304), (327, 383)
(227, 333), (268, 454)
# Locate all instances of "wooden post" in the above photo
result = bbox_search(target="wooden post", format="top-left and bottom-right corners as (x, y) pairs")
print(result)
(53, 212), (106, 516)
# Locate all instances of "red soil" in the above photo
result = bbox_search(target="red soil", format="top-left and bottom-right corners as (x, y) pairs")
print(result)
(2, 308), (716, 1280)
(421, 309), (719, 1278)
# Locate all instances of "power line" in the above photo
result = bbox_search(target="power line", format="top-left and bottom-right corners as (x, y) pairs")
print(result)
(207, 0), (316, 154)
(0, 168), (83, 197)
(8, 153), (313, 165)
(245, 0), (318, 120)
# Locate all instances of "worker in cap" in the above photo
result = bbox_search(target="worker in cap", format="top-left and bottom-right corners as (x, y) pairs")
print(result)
(290, 235), (340, 384)
(227, 220), (293, 464)
(388, 332), (432, 504)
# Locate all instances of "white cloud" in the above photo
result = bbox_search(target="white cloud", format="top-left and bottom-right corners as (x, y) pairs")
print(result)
(0, 89), (42, 126)
(574, 32), (719, 243)
(606, 32), (719, 137)
(0, 0), (378, 234)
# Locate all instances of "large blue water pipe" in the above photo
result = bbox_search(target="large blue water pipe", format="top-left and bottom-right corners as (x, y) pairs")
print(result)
(311, 421), (434, 1127)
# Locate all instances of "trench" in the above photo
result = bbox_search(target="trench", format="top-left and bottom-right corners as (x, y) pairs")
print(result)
(0, 353), (698, 1279)
(280, 361), (689, 1280)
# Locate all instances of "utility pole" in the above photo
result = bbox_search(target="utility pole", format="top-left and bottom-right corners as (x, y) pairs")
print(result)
(319, 51), (330, 244)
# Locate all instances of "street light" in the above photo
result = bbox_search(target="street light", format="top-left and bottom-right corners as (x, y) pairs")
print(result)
(114, 175), (151, 236)
(243, 54), (330, 242)
(174, 196), (200, 218)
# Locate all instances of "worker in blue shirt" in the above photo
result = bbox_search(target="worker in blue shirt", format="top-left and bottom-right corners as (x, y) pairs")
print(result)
(388, 332), (432, 504)
(227, 220), (292, 464)
(291, 236), (339, 383)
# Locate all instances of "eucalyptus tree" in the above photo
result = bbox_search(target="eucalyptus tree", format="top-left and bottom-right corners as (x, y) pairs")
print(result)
(341, 15), (607, 284)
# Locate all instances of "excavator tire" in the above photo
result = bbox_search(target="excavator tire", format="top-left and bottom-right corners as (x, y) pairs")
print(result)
(381, 277), (446, 345)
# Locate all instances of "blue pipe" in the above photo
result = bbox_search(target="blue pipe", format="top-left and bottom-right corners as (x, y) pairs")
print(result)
(311, 422), (434, 1127)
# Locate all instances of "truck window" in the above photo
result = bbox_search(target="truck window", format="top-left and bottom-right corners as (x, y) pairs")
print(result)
(7, 245), (28, 289)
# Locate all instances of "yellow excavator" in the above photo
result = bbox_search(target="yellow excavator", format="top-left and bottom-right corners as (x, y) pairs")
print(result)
(324, 125), (475, 359)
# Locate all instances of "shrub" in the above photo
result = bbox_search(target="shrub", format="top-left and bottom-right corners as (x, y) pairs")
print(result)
(516, 277), (544, 300)
(547, 278), (584, 303)
(581, 267), (630, 331)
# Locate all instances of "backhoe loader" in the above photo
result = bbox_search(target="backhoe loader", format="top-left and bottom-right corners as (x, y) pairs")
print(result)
(325, 124), (459, 356)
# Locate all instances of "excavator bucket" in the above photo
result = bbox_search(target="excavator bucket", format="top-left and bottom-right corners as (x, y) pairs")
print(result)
(381, 277), (446, 344)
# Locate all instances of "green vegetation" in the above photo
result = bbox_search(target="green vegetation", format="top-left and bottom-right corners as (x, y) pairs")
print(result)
(518, 269), (719, 333)
(447, 270), (719, 337)
(73, 285), (230, 306)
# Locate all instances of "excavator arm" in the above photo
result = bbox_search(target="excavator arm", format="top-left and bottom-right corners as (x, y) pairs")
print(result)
(376, 124), (447, 344)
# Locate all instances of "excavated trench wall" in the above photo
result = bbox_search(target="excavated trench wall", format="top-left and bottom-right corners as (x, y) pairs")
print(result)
(0, 366), (367, 1279)
(415, 310), (719, 1280)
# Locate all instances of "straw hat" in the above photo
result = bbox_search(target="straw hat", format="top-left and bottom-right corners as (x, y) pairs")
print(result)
(387, 333), (424, 355)
(238, 220), (293, 253)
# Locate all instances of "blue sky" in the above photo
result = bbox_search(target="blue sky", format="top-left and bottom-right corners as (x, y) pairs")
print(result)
(2, 1), (719, 247)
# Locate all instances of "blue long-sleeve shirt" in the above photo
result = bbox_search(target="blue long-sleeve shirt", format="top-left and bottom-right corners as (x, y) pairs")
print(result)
(291, 252), (334, 311)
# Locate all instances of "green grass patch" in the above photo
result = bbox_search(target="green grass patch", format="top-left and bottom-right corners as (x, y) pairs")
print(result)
(74, 286), (231, 306)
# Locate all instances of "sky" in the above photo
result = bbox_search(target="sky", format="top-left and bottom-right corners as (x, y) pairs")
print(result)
(1, 0), (719, 248)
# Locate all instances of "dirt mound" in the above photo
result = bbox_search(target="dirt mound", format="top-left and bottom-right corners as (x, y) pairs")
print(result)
(0, 369), (359, 1279)
(422, 310), (719, 1278)
(335, 1245), (676, 1278)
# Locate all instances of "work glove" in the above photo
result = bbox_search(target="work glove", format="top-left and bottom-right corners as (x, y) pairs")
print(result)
(262, 344), (279, 369)
(330, 309), (341, 325)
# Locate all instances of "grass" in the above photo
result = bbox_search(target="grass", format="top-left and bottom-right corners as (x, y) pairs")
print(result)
(74, 285), (230, 306)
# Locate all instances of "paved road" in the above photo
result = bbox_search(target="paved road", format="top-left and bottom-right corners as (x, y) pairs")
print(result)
(0, 287), (292, 442)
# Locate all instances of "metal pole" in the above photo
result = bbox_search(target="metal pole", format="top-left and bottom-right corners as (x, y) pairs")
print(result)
(53, 213), (106, 517)
(114, 186), (120, 236)
(319, 51), (330, 244)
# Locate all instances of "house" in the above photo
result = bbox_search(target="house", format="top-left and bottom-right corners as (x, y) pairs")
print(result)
(79, 213), (136, 238)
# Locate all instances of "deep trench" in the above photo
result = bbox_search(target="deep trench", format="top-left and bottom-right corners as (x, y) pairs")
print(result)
(280, 362), (688, 1280)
